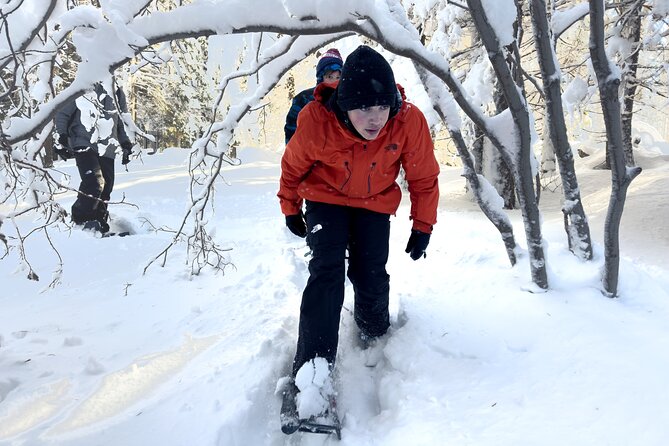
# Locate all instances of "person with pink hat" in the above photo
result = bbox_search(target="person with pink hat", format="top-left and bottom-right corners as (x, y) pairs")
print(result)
(284, 48), (343, 144)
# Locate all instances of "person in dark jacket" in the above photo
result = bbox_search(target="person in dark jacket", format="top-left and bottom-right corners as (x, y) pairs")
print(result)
(283, 48), (343, 144)
(55, 80), (134, 233)
(278, 46), (440, 430)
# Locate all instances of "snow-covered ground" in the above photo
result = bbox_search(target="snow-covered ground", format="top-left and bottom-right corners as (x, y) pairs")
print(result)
(1, 146), (668, 445)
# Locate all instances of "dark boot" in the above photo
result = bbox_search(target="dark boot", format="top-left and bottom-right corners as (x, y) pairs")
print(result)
(97, 217), (110, 233)
(82, 220), (102, 233)
(358, 330), (379, 350)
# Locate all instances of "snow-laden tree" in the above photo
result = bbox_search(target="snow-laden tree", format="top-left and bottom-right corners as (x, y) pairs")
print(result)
(530, 0), (594, 261)
(410, 0), (668, 295)
(407, 1), (593, 266)
(128, 36), (213, 148)
(544, 0), (669, 295)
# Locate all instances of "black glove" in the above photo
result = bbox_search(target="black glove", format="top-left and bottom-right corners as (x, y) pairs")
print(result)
(54, 134), (72, 160)
(54, 147), (72, 160)
(121, 141), (133, 165)
(285, 211), (307, 238)
(405, 229), (431, 260)
(58, 133), (69, 148)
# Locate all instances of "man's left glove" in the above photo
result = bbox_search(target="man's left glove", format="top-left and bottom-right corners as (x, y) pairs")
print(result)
(285, 211), (307, 238)
(58, 133), (69, 148)
(54, 147), (73, 160)
(121, 141), (133, 165)
(405, 229), (431, 260)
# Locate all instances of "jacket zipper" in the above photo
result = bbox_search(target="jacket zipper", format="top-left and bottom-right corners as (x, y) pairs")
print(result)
(367, 162), (376, 194)
(341, 161), (351, 190)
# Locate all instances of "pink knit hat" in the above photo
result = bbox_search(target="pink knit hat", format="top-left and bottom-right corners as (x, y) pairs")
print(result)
(316, 48), (343, 82)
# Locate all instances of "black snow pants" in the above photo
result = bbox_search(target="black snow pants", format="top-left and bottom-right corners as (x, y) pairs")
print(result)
(292, 200), (391, 376)
(71, 149), (115, 226)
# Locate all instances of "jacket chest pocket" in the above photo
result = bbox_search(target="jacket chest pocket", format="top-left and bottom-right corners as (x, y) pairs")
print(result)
(379, 143), (401, 169)
(359, 146), (401, 196)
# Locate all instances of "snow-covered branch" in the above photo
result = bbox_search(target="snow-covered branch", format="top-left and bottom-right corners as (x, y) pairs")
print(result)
(2, 0), (665, 291)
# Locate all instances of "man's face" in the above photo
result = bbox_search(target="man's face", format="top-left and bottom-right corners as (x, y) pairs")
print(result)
(347, 105), (390, 140)
(323, 70), (341, 84)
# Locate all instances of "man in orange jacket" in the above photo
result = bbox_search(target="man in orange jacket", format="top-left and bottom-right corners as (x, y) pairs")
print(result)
(278, 45), (439, 379)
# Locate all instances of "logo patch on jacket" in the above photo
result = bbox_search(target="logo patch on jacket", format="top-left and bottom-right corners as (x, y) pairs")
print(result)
(385, 143), (398, 152)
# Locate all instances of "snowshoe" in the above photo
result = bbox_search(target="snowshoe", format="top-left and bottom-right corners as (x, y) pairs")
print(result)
(101, 230), (131, 238)
(280, 364), (342, 440)
(298, 393), (342, 440)
(280, 378), (301, 435)
(81, 220), (129, 237)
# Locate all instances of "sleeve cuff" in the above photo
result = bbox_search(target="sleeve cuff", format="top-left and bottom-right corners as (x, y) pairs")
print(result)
(411, 219), (433, 234)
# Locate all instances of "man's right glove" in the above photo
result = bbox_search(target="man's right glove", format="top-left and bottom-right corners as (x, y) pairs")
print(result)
(405, 229), (431, 260)
(285, 211), (307, 238)
(55, 134), (72, 160)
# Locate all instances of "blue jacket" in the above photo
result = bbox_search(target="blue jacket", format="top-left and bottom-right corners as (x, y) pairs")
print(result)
(284, 87), (315, 144)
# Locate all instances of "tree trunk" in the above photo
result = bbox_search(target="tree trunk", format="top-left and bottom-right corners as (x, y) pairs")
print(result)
(492, 82), (517, 210)
(530, 0), (593, 261)
(588, 0), (642, 296)
(467, 0), (548, 290)
(43, 132), (54, 168)
(473, 125), (484, 175)
(620, 0), (642, 167)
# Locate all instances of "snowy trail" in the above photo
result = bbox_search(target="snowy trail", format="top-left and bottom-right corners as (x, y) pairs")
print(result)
(2, 148), (669, 445)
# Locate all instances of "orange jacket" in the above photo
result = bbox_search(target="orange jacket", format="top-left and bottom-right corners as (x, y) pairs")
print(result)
(278, 83), (439, 233)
